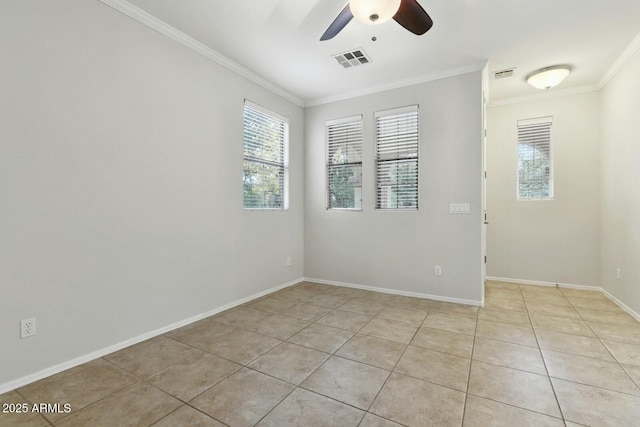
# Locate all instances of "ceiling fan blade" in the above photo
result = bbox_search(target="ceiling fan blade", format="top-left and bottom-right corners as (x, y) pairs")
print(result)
(393, 0), (433, 35)
(320, 3), (353, 41)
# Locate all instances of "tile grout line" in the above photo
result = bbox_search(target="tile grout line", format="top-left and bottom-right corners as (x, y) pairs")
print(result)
(182, 290), (438, 426)
(484, 282), (640, 399)
(560, 289), (640, 397)
(204, 318), (335, 424)
(336, 296), (431, 424)
(249, 382), (298, 426)
(156, 298), (309, 419)
(46, 358), (145, 425)
(11, 387), (55, 426)
(461, 305), (480, 426)
(183, 283), (344, 426)
(247, 289), (388, 426)
(573, 293), (638, 391)
(358, 303), (431, 424)
(463, 392), (567, 422)
(489, 285), (640, 401)
(520, 285), (567, 425)
(50, 379), (147, 425)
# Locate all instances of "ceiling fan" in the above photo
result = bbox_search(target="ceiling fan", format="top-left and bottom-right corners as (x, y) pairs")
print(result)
(320, 0), (433, 41)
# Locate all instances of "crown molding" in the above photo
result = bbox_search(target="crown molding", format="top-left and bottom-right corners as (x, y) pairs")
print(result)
(488, 84), (600, 108)
(306, 62), (487, 108)
(95, 2), (640, 111)
(95, 0), (484, 109)
(598, 30), (640, 90)
(98, 0), (305, 107)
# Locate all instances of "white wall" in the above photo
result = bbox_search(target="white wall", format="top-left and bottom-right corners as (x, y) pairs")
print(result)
(0, 0), (304, 386)
(304, 72), (484, 303)
(600, 46), (640, 315)
(486, 92), (601, 286)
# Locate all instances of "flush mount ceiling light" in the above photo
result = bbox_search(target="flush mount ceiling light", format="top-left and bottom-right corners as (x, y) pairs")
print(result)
(526, 65), (572, 90)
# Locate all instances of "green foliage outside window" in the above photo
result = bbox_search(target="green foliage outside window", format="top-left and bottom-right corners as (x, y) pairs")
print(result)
(328, 164), (361, 208)
(518, 144), (550, 199)
(243, 103), (288, 209)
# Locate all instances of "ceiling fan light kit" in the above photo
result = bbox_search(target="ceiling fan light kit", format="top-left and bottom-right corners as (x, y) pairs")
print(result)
(320, 0), (433, 41)
(350, 0), (401, 24)
(526, 65), (572, 90)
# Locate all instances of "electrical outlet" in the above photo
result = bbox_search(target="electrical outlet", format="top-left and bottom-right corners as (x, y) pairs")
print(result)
(434, 265), (442, 276)
(21, 318), (36, 339)
(286, 256), (292, 266)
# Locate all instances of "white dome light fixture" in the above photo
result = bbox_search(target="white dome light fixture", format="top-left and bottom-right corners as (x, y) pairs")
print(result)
(350, 0), (401, 25)
(526, 65), (572, 90)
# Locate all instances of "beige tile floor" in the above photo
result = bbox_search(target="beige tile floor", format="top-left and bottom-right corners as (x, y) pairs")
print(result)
(3, 281), (640, 426)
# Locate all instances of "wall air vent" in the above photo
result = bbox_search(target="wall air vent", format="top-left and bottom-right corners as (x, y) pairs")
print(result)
(332, 48), (371, 69)
(493, 68), (515, 79)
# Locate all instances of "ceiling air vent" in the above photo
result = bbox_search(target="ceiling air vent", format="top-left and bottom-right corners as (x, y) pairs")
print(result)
(333, 48), (371, 69)
(493, 68), (515, 79)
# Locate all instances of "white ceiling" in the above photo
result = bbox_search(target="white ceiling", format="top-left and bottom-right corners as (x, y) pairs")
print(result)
(121, 0), (640, 106)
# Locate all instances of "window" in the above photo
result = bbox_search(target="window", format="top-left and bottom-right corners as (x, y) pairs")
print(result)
(327, 115), (363, 210)
(517, 117), (553, 200)
(375, 105), (419, 210)
(243, 101), (289, 209)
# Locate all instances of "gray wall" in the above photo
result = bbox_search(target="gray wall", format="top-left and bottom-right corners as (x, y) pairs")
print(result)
(304, 73), (484, 303)
(600, 47), (640, 315)
(0, 0), (304, 386)
(486, 92), (601, 286)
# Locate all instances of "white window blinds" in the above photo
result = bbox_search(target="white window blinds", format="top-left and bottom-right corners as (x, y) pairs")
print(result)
(517, 117), (553, 200)
(327, 115), (363, 210)
(243, 100), (289, 209)
(375, 105), (419, 210)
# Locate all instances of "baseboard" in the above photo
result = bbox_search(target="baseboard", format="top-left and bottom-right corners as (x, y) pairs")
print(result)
(486, 276), (640, 322)
(601, 288), (640, 322)
(0, 277), (304, 395)
(485, 276), (601, 291)
(304, 277), (483, 307)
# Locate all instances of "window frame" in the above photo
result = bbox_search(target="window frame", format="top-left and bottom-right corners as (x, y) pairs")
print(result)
(374, 105), (420, 211)
(242, 100), (289, 210)
(326, 114), (364, 211)
(516, 116), (554, 201)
